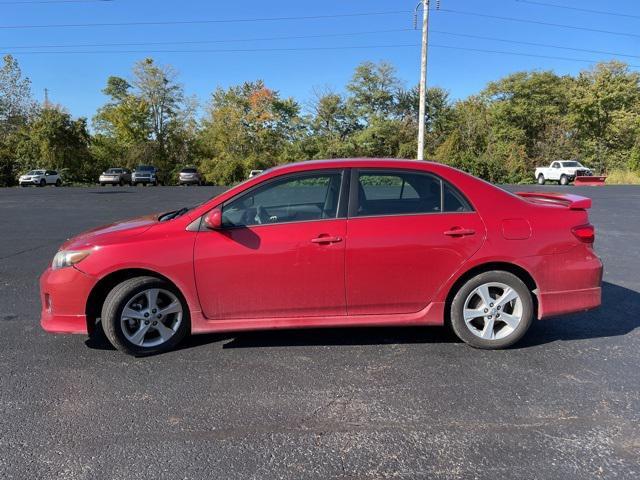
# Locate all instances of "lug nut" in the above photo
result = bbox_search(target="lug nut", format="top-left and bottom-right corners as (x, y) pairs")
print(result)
(484, 308), (488, 313)
(152, 321), (157, 325)
(157, 314), (162, 319)
(487, 315), (492, 319)
(496, 314), (501, 318)
(152, 309), (157, 314)
(497, 306), (501, 310)
(490, 303), (494, 307)
(144, 312), (149, 318)
(144, 320), (150, 325)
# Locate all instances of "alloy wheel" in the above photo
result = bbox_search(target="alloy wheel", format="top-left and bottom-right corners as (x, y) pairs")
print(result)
(462, 282), (523, 341)
(120, 288), (183, 347)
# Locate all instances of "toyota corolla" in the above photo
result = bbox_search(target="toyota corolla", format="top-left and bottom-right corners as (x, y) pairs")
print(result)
(40, 159), (602, 355)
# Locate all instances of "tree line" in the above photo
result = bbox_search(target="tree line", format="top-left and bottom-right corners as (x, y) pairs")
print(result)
(1, 54), (639, 187)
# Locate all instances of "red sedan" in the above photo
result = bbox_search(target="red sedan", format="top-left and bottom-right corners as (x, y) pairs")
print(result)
(40, 159), (602, 355)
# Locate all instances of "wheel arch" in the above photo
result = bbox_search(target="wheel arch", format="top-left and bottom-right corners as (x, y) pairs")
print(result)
(85, 268), (188, 336)
(444, 262), (539, 325)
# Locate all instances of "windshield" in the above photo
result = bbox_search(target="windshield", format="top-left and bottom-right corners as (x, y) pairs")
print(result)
(181, 168), (197, 173)
(27, 170), (45, 175)
(106, 168), (122, 174)
(562, 161), (582, 167)
(136, 165), (154, 172)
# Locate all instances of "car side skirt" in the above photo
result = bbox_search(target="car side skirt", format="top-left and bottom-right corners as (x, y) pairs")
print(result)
(190, 302), (446, 334)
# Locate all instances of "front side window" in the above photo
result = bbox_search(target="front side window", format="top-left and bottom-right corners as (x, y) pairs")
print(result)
(222, 171), (343, 227)
(356, 171), (442, 216)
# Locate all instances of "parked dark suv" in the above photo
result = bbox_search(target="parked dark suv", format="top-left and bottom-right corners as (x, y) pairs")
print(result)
(131, 165), (164, 186)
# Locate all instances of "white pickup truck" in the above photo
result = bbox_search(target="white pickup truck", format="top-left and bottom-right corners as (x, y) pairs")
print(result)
(535, 160), (593, 185)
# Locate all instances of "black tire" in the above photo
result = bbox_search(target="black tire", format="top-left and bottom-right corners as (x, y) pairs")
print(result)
(101, 276), (190, 356)
(119, 179), (124, 186)
(100, 183), (105, 187)
(537, 174), (545, 185)
(560, 174), (569, 185)
(39, 179), (46, 187)
(55, 179), (62, 187)
(450, 271), (534, 349)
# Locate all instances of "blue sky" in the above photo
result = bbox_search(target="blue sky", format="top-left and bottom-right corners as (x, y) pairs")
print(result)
(2, 0), (639, 120)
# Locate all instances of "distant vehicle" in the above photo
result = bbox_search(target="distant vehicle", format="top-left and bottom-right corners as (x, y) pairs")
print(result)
(248, 169), (263, 178)
(19, 169), (62, 187)
(131, 165), (164, 186)
(178, 167), (204, 186)
(99, 168), (131, 186)
(535, 161), (593, 185)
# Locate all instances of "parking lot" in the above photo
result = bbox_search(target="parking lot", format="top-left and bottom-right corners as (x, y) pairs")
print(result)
(0, 184), (638, 479)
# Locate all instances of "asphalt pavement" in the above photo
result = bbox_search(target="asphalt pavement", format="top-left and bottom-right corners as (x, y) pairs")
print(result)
(0, 183), (638, 479)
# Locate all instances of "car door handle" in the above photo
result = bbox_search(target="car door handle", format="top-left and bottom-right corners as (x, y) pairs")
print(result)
(444, 228), (476, 237)
(311, 235), (343, 244)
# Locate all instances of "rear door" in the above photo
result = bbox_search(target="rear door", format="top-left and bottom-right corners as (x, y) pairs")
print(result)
(345, 169), (485, 315)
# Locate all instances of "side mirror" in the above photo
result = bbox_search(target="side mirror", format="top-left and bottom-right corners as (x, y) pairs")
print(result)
(203, 208), (223, 230)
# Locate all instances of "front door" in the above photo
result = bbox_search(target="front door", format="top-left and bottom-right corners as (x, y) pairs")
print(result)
(345, 169), (485, 315)
(194, 170), (348, 320)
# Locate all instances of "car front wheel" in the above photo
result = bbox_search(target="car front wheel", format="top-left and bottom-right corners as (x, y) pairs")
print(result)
(450, 271), (533, 349)
(537, 174), (545, 185)
(101, 276), (189, 356)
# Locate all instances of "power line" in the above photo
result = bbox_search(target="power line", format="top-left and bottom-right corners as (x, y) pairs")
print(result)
(0, 0), (112, 3)
(514, 0), (640, 20)
(437, 8), (640, 39)
(431, 30), (640, 60)
(3, 42), (638, 68)
(0, 28), (415, 50)
(0, 10), (410, 29)
(3, 28), (637, 61)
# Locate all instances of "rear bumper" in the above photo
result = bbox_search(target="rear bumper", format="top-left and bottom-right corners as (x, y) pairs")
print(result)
(40, 266), (97, 334)
(533, 246), (603, 319)
(538, 287), (601, 318)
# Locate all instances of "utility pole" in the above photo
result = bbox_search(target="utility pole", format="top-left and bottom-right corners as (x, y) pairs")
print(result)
(415, 0), (432, 160)
(44, 88), (50, 109)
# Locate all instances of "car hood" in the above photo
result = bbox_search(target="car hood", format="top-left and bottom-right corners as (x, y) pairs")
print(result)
(60, 214), (159, 250)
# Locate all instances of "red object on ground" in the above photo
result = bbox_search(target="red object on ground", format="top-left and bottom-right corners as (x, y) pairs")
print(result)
(574, 175), (607, 185)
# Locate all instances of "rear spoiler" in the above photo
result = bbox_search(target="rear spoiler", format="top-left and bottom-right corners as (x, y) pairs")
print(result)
(515, 192), (592, 210)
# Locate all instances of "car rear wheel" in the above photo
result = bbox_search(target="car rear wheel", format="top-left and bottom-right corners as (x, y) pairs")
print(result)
(55, 179), (62, 187)
(560, 174), (569, 185)
(537, 174), (545, 185)
(450, 271), (533, 349)
(101, 276), (189, 356)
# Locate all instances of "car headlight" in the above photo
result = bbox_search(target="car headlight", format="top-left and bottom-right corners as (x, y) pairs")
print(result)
(51, 249), (92, 270)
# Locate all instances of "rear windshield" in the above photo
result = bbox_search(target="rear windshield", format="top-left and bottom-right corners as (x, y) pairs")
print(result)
(106, 168), (122, 173)
(136, 166), (154, 171)
(562, 161), (581, 167)
(181, 168), (197, 173)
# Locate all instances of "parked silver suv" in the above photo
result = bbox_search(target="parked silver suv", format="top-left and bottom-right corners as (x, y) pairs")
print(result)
(178, 167), (204, 186)
(131, 165), (164, 186)
(99, 168), (131, 186)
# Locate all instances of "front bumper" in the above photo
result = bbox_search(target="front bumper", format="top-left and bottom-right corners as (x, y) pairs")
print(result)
(19, 178), (41, 185)
(132, 176), (154, 183)
(99, 176), (121, 183)
(40, 266), (97, 334)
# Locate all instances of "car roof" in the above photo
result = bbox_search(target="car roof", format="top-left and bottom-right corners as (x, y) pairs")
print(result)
(263, 158), (443, 176)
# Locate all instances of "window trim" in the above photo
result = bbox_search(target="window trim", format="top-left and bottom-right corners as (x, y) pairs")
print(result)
(215, 168), (349, 230)
(348, 168), (474, 219)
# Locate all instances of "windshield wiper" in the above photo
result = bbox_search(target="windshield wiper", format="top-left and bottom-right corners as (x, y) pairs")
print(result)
(159, 207), (190, 222)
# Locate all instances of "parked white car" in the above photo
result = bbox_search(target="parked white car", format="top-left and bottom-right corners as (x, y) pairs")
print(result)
(19, 169), (62, 187)
(248, 169), (263, 178)
(535, 161), (593, 185)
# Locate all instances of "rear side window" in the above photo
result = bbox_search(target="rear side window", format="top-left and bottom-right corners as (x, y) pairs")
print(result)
(356, 171), (441, 216)
(443, 182), (472, 212)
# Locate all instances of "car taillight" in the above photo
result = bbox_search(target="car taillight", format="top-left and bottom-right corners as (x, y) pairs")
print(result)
(572, 224), (595, 244)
